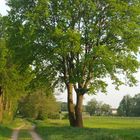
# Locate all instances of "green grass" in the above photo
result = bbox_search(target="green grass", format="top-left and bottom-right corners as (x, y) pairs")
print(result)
(18, 129), (32, 140)
(0, 124), (12, 140)
(0, 118), (26, 140)
(84, 116), (140, 140)
(1, 117), (140, 140)
(35, 117), (140, 140)
(0, 118), (31, 140)
(18, 120), (33, 140)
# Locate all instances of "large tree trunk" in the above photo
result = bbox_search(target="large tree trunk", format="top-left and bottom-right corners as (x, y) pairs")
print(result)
(75, 93), (84, 128)
(0, 86), (3, 123)
(67, 83), (76, 127)
(67, 83), (84, 127)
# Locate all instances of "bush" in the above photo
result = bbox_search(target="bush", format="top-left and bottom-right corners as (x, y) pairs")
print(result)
(62, 113), (69, 119)
(47, 113), (60, 119)
(18, 90), (60, 120)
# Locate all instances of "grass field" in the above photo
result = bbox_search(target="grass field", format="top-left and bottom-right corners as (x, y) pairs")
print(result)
(0, 117), (140, 140)
(35, 117), (140, 140)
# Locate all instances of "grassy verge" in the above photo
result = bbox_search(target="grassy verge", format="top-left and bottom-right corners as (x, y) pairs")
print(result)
(0, 118), (28, 140)
(35, 117), (140, 140)
(0, 124), (12, 140)
(0, 119), (29, 140)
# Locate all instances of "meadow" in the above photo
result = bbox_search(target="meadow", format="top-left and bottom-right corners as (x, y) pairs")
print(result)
(35, 117), (140, 140)
(0, 117), (140, 140)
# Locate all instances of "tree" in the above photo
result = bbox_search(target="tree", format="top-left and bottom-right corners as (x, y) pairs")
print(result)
(60, 102), (68, 112)
(86, 99), (111, 116)
(118, 93), (140, 117)
(131, 93), (140, 116)
(117, 95), (132, 116)
(86, 98), (98, 116)
(6, 0), (140, 127)
(0, 15), (7, 122)
(100, 103), (111, 116)
(0, 39), (6, 122)
(18, 89), (59, 119)
(0, 15), (32, 123)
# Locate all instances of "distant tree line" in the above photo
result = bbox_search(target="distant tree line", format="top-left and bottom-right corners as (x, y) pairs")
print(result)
(117, 93), (140, 117)
(85, 98), (112, 116)
(60, 99), (112, 116)
(17, 92), (140, 119)
(61, 93), (140, 117)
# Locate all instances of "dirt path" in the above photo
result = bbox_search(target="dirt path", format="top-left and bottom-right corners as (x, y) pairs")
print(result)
(11, 129), (19, 140)
(11, 125), (43, 140)
(29, 129), (42, 140)
(29, 125), (42, 140)
(11, 125), (25, 140)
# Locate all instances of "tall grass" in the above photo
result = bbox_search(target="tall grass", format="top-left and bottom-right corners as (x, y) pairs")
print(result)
(35, 117), (140, 140)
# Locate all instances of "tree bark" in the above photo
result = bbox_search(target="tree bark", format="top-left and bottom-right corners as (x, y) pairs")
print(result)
(0, 86), (3, 123)
(67, 83), (76, 127)
(75, 93), (84, 128)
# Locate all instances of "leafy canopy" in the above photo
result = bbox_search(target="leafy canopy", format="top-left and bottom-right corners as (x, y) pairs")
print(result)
(6, 0), (140, 94)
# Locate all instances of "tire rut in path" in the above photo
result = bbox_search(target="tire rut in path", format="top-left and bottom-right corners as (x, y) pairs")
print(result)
(11, 129), (19, 140)
(29, 129), (42, 140)
(11, 125), (43, 140)
(11, 125), (25, 140)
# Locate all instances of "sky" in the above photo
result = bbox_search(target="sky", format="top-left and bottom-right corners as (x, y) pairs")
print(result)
(0, 0), (9, 15)
(55, 74), (140, 108)
(1, 0), (140, 108)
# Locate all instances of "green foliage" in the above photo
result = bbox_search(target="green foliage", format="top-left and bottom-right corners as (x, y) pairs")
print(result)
(86, 98), (111, 116)
(86, 98), (98, 116)
(100, 103), (112, 116)
(0, 40), (7, 72)
(18, 90), (60, 120)
(0, 15), (33, 123)
(117, 95), (132, 116)
(132, 94), (140, 116)
(62, 113), (69, 119)
(5, 0), (140, 126)
(6, 0), (140, 94)
(118, 93), (140, 117)
(60, 102), (68, 112)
